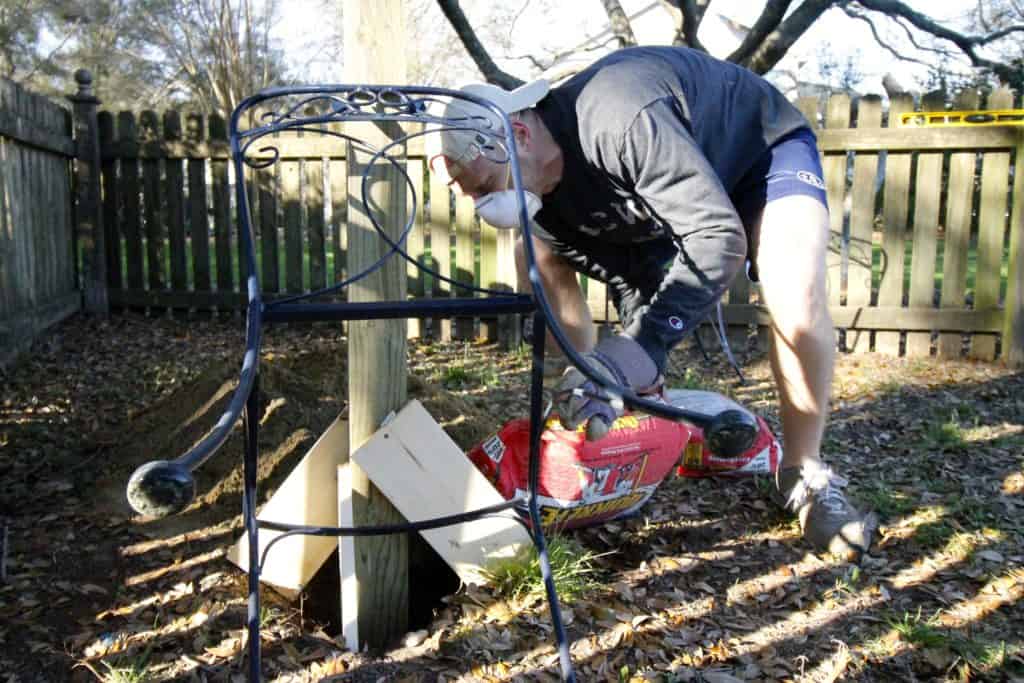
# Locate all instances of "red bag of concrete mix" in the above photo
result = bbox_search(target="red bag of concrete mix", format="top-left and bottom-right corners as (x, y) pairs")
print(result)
(665, 389), (782, 478)
(467, 413), (690, 530)
(467, 389), (780, 530)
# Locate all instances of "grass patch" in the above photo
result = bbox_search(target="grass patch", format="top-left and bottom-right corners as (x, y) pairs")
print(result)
(438, 362), (500, 389)
(887, 609), (949, 649)
(858, 482), (918, 518)
(924, 411), (969, 451)
(480, 535), (605, 604)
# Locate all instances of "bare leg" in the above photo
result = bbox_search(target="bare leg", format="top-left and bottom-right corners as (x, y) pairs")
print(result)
(515, 234), (596, 354)
(754, 194), (833, 471)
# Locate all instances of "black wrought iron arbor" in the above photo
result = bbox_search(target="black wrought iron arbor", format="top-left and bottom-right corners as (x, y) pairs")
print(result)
(124, 85), (756, 682)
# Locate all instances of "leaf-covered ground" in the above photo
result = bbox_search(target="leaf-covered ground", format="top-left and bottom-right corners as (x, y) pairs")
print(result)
(1, 314), (1022, 682)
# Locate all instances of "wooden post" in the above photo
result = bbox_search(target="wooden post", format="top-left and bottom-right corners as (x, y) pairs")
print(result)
(1004, 129), (1024, 367)
(342, 0), (409, 651)
(67, 69), (107, 313)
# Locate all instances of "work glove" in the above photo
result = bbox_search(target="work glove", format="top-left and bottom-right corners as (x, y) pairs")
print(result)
(555, 334), (662, 441)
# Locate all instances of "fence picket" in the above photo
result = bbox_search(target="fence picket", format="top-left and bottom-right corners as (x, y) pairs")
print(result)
(139, 110), (164, 293)
(429, 171), (452, 341)
(186, 113), (211, 292)
(329, 158), (346, 290)
(937, 91), (981, 358)
(407, 160), (425, 338)
(876, 94), (915, 355)
(971, 88), (1014, 359)
(164, 110), (187, 294)
(307, 157), (326, 292)
(454, 193), (476, 339)
(98, 112), (121, 290)
(823, 94), (851, 310)
(281, 157), (303, 293)
(118, 111), (143, 291)
(845, 95), (882, 353)
(906, 92), (946, 356)
(209, 114), (233, 294)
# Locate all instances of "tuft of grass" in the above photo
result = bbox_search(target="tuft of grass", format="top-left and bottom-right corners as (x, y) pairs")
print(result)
(439, 362), (500, 389)
(924, 410), (969, 451)
(100, 655), (151, 683)
(886, 609), (949, 649)
(858, 483), (917, 518)
(480, 535), (605, 604)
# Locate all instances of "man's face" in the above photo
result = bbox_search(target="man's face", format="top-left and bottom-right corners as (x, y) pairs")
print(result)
(445, 153), (510, 200)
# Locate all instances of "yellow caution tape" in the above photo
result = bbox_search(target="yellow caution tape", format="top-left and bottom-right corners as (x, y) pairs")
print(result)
(899, 109), (1024, 127)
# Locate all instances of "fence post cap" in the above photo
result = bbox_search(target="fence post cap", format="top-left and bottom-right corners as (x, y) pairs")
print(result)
(68, 68), (100, 104)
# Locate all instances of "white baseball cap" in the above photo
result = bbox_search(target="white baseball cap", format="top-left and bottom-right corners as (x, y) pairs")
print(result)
(426, 79), (550, 183)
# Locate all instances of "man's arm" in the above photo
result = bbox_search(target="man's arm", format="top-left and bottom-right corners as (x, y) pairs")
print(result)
(615, 96), (747, 370)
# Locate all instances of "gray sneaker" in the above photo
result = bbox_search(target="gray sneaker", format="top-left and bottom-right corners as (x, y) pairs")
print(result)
(775, 465), (877, 561)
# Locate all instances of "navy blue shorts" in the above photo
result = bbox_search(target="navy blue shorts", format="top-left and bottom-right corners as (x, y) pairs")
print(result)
(731, 127), (828, 280)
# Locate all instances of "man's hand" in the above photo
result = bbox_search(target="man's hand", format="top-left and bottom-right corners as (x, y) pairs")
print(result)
(555, 334), (662, 440)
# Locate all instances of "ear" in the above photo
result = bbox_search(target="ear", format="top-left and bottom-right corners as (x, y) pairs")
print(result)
(510, 119), (531, 149)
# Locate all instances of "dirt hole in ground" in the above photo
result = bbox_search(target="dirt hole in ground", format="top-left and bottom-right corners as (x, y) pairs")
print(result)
(92, 343), (503, 647)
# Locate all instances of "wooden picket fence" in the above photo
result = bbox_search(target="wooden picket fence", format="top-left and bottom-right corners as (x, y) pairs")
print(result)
(1, 74), (1022, 365)
(0, 78), (77, 367)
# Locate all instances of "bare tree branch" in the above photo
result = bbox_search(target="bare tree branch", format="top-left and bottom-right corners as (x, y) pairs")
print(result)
(598, 0), (637, 47)
(727, 0), (792, 65)
(435, 0), (524, 88)
(853, 0), (1024, 84)
(737, 0), (834, 74)
(679, 1), (705, 51)
(839, 5), (943, 68)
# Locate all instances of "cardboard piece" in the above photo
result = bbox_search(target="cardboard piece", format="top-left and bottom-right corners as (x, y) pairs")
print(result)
(348, 400), (530, 585)
(228, 416), (349, 595)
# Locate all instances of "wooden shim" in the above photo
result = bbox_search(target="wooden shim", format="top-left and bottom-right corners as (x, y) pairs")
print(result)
(307, 157), (326, 292)
(407, 159), (425, 339)
(228, 417), (349, 595)
(164, 111), (188, 294)
(337, 463), (359, 651)
(876, 94), (914, 356)
(937, 92), (980, 357)
(906, 92), (945, 357)
(845, 95), (882, 353)
(350, 400), (530, 585)
(429, 170), (452, 341)
(185, 113), (211, 293)
(98, 111), (122, 291)
(282, 158), (303, 293)
(209, 114), (233, 294)
(823, 94), (851, 316)
(454, 193), (476, 339)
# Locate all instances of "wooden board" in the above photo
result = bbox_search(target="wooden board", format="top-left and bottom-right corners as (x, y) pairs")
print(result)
(227, 417), (349, 595)
(349, 400), (530, 585)
(845, 95), (882, 353)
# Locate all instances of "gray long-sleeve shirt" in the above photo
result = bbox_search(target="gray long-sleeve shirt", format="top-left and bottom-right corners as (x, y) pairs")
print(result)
(531, 46), (810, 369)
